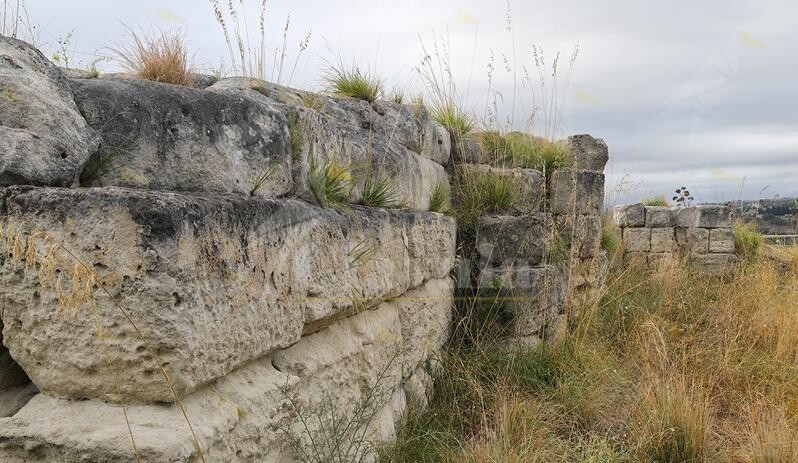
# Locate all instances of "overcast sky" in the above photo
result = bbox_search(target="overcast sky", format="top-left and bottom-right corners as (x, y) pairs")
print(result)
(16, 0), (798, 204)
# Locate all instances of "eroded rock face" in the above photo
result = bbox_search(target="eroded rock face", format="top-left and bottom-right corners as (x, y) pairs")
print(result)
(567, 134), (609, 172)
(548, 168), (604, 215)
(0, 278), (453, 462)
(0, 186), (455, 403)
(71, 77), (293, 198)
(0, 37), (98, 186)
(209, 79), (450, 210)
(476, 214), (551, 268)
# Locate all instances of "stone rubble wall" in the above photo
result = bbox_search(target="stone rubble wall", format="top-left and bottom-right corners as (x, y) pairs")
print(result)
(0, 35), (611, 461)
(611, 203), (738, 273)
(454, 134), (609, 347)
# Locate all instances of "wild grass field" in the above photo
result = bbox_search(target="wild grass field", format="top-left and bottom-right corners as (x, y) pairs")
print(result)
(383, 251), (798, 462)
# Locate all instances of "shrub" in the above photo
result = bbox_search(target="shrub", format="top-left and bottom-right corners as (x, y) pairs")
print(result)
(111, 27), (193, 86)
(480, 131), (569, 173)
(642, 196), (669, 207)
(325, 64), (383, 102)
(308, 158), (351, 209)
(734, 221), (763, 257)
(360, 170), (399, 208)
(428, 183), (450, 213)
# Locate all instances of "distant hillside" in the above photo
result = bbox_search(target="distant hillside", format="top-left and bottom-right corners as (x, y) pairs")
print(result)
(723, 197), (798, 235)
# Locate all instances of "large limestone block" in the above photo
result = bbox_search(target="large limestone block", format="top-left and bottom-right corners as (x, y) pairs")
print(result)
(675, 207), (701, 228)
(623, 227), (651, 252)
(0, 278), (452, 462)
(476, 214), (550, 267)
(0, 186), (455, 403)
(548, 168), (604, 215)
(71, 77), (293, 198)
(709, 228), (735, 253)
(567, 134), (609, 172)
(611, 203), (645, 227)
(455, 164), (544, 213)
(650, 228), (676, 253)
(698, 205), (731, 228)
(371, 100), (451, 165)
(210, 78), (449, 211)
(675, 227), (709, 254)
(0, 37), (98, 186)
(645, 206), (674, 227)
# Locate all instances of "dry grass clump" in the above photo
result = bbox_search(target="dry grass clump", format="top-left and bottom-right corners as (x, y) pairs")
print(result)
(325, 64), (383, 102)
(642, 196), (669, 207)
(734, 221), (763, 257)
(111, 27), (194, 86)
(431, 102), (474, 140)
(479, 131), (569, 173)
(385, 254), (798, 462)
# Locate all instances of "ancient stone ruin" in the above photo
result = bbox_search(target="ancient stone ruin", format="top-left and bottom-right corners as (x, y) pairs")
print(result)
(611, 203), (737, 273)
(0, 36), (608, 461)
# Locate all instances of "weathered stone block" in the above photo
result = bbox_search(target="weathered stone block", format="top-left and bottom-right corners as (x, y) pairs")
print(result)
(690, 253), (738, 274)
(556, 214), (602, 258)
(478, 266), (565, 338)
(650, 228), (675, 253)
(567, 134), (609, 172)
(611, 203), (645, 227)
(675, 207), (701, 228)
(371, 100), (451, 165)
(211, 78), (449, 211)
(675, 227), (709, 254)
(645, 206), (674, 227)
(623, 227), (651, 252)
(548, 168), (604, 215)
(456, 164), (544, 213)
(698, 205), (731, 228)
(0, 37), (99, 187)
(0, 186), (455, 403)
(71, 77), (294, 198)
(0, 277), (452, 462)
(476, 214), (550, 267)
(709, 228), (735, 253)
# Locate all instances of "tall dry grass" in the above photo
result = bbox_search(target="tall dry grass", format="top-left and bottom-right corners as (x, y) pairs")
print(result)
(111, 27), (194, 86)
(385, 255), (798, 462)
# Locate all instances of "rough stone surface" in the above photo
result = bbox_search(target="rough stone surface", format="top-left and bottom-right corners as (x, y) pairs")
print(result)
(675, 207), (701, 228)
(211, 79), (449, 211)
(556, 214), (602, 259)
(709, 228), (735, 253)
(0, 277), (451, 462)
(478, 265), (565, 339)
(698, 205), (732, 228)
(476, 214), (550, 267)
(675, 227), (709, 254)
(567, 134), (609, 172)
(0, 37), (99, 186)
(623, 227), (651, 252)
(612, 203), (645, 227)
(456, 164), (544, 213)
(548, 168), (604, 215)
(690, 253), (738, 274)
(645, 206), (675, 227)
(650, 228), (675, 253)
(71, 77), (293, 198)
(0, 186), (455, 403)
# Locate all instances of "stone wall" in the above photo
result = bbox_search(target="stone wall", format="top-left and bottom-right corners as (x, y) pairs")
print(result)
(453, 134), (609, 347)
(611, 203), (737, 273)
(0, 36), (610, 461)
(0, 37), (455, 462)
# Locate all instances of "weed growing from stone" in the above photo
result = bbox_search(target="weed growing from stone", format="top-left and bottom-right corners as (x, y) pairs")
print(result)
(430, 102), (473, 141)
(110, 26), (194, 86)
(360, 170), (399, 208)
(479, 131), (569, 172)
(428, 183), (450, 213)
(642, 196), (669, 207)
(734, 221), (763, 257)
(309, 157), (352, 209)
(325, 63), (383, 103)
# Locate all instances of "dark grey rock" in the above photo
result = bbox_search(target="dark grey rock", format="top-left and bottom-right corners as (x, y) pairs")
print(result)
(698, 205), (731, 228)
(611, 203), (645, 227)
(71, 77), (293, 198)
(548, 168), (604, 215)
(0, 37), (98, 186)
(567, 134), (609, 172)
(476, 214), (551, 268)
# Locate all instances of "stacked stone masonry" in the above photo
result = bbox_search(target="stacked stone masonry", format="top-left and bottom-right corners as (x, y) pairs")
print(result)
(0, 36), (610, 461)
(611, 203), (738, 273)
(458, 133), (609, 347)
